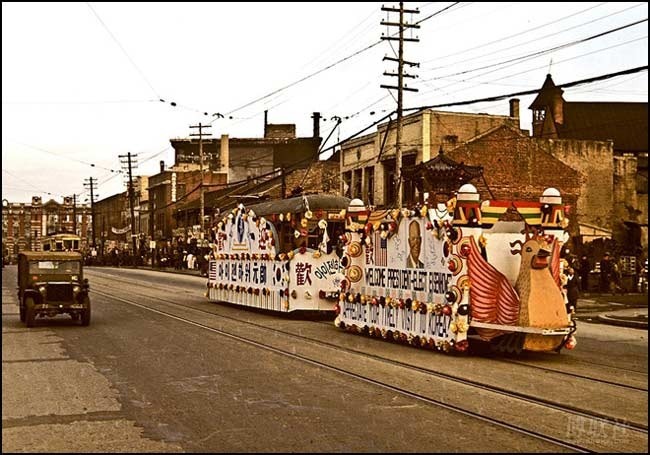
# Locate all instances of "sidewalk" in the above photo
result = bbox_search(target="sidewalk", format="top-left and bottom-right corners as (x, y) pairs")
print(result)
(596, 308), (648, 329)
(576, 296), (648, 329)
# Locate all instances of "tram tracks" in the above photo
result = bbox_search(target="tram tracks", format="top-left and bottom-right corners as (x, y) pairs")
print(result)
(88, 273), (647, 452)
(490, 358), (647, 393)
(88, 269), (648, 389)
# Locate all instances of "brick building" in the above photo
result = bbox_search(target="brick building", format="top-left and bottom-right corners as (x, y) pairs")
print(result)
(529, 74), (648, 256)
(170, 111), (324, 233)
(94, 192), (127, 254)
(444, 124), (583, 241)
(2, 196), (91, 259)
(170, 111), (322, 184)
(340, 101), (522, 207)
(94, 176), (150, 255)
(149, 161), (228, 242)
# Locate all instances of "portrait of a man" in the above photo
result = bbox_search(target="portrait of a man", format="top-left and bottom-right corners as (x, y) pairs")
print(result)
(407, 220), (424, 269)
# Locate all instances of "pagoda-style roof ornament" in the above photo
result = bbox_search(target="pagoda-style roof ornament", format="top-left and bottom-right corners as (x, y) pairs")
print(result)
(403, 147), (483, 199)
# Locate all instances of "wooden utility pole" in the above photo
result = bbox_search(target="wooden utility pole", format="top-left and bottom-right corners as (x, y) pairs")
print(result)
(83, 177), (97, 249)
(119, 153), (138, 259)
(190, 123), (212, 239)
(72, 193), (77, 235)
(380, 2), (419, 207)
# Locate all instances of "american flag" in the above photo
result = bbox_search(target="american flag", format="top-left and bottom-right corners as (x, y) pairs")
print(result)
(374, 231), (388, 267)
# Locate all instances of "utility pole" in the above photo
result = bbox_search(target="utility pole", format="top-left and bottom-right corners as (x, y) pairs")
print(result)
(72, 193), (77, 235)
(119, 152), (138, 259)
(83, 178), (97, 250)
(189, 123), (212, 239)
(380, 2), (419, 207)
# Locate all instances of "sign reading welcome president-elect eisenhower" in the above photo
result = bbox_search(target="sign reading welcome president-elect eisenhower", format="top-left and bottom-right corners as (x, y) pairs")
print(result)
(355, 218), (453, 302)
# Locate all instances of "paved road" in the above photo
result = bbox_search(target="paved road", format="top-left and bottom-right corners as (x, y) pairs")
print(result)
(3, 266), (647, 452)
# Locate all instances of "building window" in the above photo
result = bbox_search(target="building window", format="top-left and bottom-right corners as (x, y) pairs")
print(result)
(354, 169), (362, 199)
(403, 154), (416, 205)
(384, 159), (397, 207)
(533, 109), (545, 122)
(365, 167), (375, 206)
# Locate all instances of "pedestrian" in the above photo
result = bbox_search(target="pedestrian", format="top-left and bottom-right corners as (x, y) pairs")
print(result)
(599, 252), (613, 293)
(564, 267), (580, 315)
(611, 259), (622, 294)
(578, 254), (590, 292)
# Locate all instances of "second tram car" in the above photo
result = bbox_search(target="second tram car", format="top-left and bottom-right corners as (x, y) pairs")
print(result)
(206, 194), (350, 312)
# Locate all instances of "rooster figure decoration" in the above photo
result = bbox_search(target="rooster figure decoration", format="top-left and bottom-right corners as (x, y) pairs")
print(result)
(467, 226), (568, 352)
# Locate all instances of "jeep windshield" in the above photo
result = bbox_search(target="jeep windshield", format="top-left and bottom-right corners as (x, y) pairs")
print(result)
(28, 261), (80, 274)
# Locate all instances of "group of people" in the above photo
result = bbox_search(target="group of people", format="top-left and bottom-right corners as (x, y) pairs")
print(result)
(561, 251), (631, 315)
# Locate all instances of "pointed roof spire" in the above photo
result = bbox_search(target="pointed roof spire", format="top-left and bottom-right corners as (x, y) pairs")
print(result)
(529, 74), (564, 109)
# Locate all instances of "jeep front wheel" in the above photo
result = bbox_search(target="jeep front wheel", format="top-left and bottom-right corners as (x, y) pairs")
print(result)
(25, 297), (36, 328)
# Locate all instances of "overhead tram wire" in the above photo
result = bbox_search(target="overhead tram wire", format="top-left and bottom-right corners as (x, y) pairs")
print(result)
(422, 2), (610, 64)
(427, 18), (648, 81)
(2, 169), (67, 199)
(485, 36), (648, 84)
(86, 2), (161, 100)
(8, 140), (122, 174)
(84, 67), (648, 212)
(162, 67), (649, 212)
(170, 111), (397, 214)
(417, 36), (648, 100)
(405, 65), (649, 113)
(421, 2), (647, 73)
(221, 2), (463, 121)
(414, 2), (462, 25)
(219, 41), (385, 122)
(133, 4), (464, 129)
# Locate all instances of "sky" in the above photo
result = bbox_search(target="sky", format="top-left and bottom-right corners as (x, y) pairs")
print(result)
(2, 2), (648, 205)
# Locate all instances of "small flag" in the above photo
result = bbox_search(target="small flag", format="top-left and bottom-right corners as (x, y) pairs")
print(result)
(374, 231), (387, 267)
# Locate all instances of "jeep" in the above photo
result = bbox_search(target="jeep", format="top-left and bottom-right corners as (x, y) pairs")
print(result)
(17, 252), (91, 327)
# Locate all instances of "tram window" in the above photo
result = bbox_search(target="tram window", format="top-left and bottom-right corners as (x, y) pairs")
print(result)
(307, 223), (319, 249)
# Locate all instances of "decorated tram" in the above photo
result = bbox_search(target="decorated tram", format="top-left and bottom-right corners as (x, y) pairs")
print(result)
(205, 185), (577, 354)
(206, 194), (350, 312)
(335, 184), (577, 354)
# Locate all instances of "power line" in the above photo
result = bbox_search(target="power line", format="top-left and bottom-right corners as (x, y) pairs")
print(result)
(86, 2), (161, 99)
(422, 2), (610, 63)
(421, 2), (646, 72)
(8, 140), (122, 174)
(222, 40), (384, 119)
(405, 65), (649, 113)
(427, 18), (647, 80)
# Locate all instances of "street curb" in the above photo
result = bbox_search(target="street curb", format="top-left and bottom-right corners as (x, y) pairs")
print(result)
(597, 314), (648, 329)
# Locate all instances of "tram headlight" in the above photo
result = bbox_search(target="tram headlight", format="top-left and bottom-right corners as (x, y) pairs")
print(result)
(72, 285), (81, 294)
(38, 286), (46, 294)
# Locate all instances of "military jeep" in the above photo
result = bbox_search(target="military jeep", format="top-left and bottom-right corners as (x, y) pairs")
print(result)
(17, 252), (91, 327)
